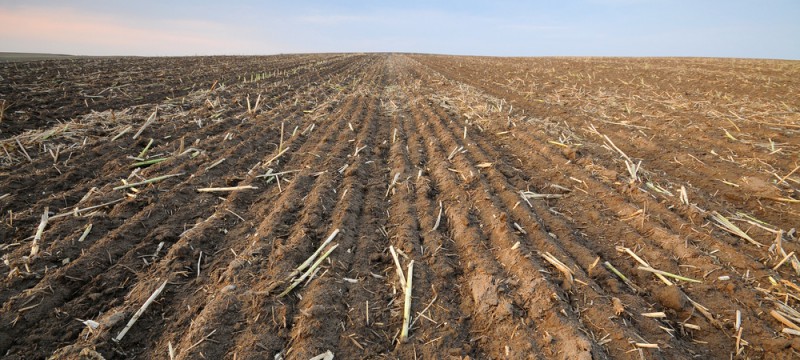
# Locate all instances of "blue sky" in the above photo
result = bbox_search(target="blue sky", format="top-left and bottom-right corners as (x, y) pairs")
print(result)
(1, 0), (798, 59)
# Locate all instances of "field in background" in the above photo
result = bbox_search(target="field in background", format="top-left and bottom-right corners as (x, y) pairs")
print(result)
(0, 52), (80, 63)
(1, 54), (799, 359)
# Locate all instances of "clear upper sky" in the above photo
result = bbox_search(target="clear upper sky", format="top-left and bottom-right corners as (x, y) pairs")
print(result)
(1, 0), (798, 59)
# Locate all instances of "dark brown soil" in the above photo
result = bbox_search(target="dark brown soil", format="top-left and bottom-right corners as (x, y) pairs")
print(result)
(1, 54), (799, 359)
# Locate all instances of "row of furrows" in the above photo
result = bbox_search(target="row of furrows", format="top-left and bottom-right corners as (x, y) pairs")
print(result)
(420, 56), (799, 110)
(0, 83), (315, 357)
(155, 89), (382, 358)
(413, 56), (800, 230)
(417, 55), (799, 179)
(422, 55), (799, 276)
(0, 52), (364, 220)
(125, 90), (371, 359)
(378, 67), (473, 358)
(0, 53), (368, 300)
(360, 55), (608, 357)
(393, 58), (561, 358)
(400, 91), (533, 358)
(0, 54), (349, 139)
(409, 57), (707, 357)
(85, 55), (378, 358)
(60, 64), (376, 358)
(310, 57), (585, 357)
(408, 88), (601, 359)
(316, 68), (414, 358)
(0, 52), (368, 256)
(0, 56), (379, 358)
(407, 56), (793, 357)
(417, 85), (655, 351)
(311, 60), (484, 359)
(410, 56), (799, 279)
(423, 54), (800, 156)
(420, 93), (694, 359)
(379, 63), (526, 358)
(142, 101), (362, 358)
(1, 87), (325, 263)
(281, 72), (389, 360)
(116, 58), (389, 360)
(177, 56), (489, 359)
(3, 54), (795, 358)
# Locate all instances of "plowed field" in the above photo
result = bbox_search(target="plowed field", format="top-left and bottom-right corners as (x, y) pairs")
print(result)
(1, 54), (799, 359)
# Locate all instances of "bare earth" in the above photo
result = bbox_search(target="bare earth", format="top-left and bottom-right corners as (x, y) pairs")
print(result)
(1, 54), (799, 359)
(0, 52), (79, 63)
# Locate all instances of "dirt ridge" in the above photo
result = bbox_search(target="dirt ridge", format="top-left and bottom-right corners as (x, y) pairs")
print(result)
(1, 54), (799, 359)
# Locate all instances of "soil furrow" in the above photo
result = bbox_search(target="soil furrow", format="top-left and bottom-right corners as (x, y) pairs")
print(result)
(405, 96), (553, 359)
(0, 53), (363, 221)
(408, 56), (794, 357)
(380, 74), (474, 357)
(420, 87), (700, 359)
(113, 86), (378, 359)
(0, 54), (356, 139)
(281, 84), (387, 360)
(2, 53), (798, 359)
(164, 68), (386, 359)
(0, 57), (375, 358)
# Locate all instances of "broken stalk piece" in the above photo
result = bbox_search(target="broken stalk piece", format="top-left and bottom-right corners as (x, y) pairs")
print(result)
(710, 211), (763, 247)
(112, 173), (184, 191)
(603, 261), (639, 292)
(389, 245), (407, 290)
(286, 229), (340, 280)
(30, 207), (49, 257)
(637, 266), (701, 283)
(130, 157), (168, 168)
(400, 260), (414, 343)
(114, 279), (168, 342)
(196, 185), (258, 193)
(278, 243), (339, 297)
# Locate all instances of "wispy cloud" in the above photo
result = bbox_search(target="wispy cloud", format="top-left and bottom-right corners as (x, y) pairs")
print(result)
(0, 5), (261, 55)
(296, 14), (376, 25)
(500, 24), (569, 33)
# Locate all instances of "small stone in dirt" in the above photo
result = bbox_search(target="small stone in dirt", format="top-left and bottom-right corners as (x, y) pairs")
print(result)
(722, 282), (736, 295)
(653, 285), (687, 311)
(542, 332), (554, 343)
(612, 297), (625, 315)
(79, 348), (107, 360)
(587, 261), (603, 279)
(561, 146), (576, 161)
(470, 272), (499, 312)
(222, 284), (237, 292)
(495, 299), (514, 320)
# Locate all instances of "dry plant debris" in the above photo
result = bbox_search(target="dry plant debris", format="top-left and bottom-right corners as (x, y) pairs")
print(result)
(0, 54), (798, 359)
